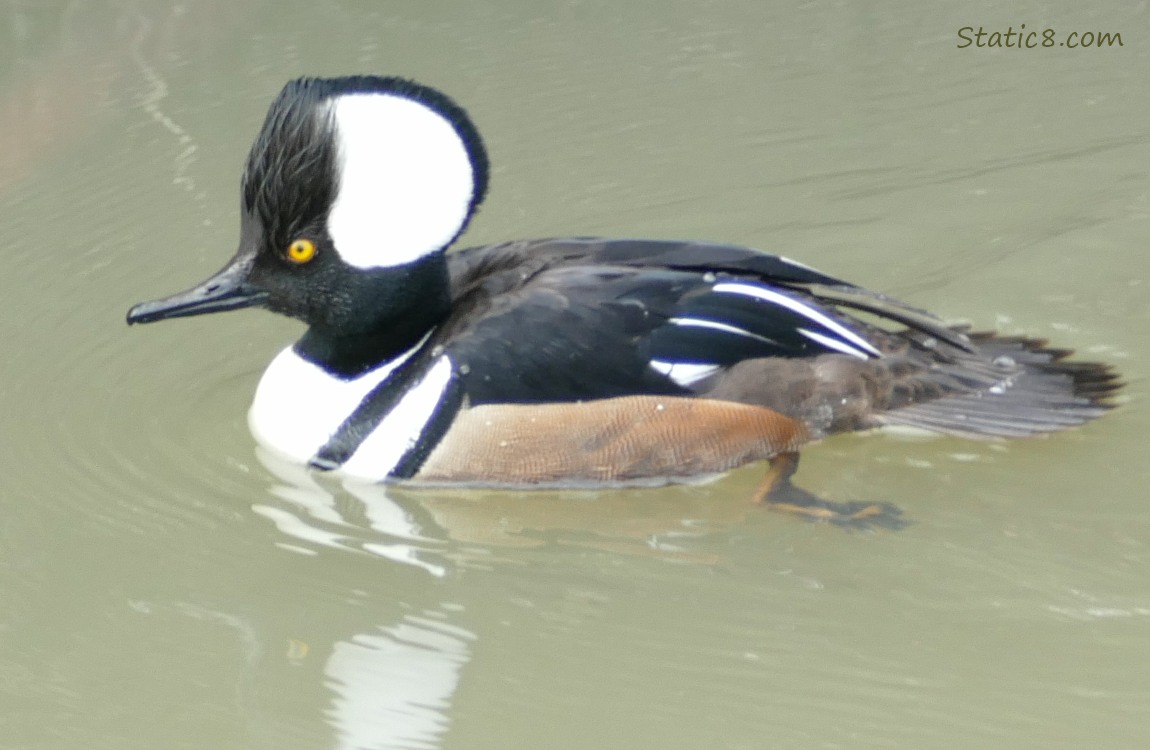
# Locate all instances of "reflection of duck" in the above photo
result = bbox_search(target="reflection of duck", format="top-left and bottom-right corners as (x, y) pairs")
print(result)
(402, 482), (756, 560)
(255, 447), (733, 562)
(325, 614), (473, 750)
(128, 75), (1120, 526)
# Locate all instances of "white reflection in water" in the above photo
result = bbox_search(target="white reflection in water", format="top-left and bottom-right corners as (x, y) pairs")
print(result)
(252, 449), (475, 747)
(325, 615), (474, 750)
(251, 447), (446, 577)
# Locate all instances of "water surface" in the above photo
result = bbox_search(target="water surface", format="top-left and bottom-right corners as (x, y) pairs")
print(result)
(2, 1), (1147, 748)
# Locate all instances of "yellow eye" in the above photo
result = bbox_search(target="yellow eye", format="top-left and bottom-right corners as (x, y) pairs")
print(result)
(286, 238), (317, 264)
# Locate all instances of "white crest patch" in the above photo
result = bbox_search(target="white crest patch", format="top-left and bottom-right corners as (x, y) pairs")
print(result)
(339, 356), (455, 482)
(326, 93), (474, 269)
(248, 334), (428, 463)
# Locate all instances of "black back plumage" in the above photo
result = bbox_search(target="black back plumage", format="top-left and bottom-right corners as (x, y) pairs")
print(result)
(439, 238), (877, 404)
(442, 264), (692, 403)
(436, 237), (1120, 438)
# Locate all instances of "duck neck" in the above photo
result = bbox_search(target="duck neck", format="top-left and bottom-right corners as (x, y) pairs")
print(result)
(293, 322), (439, 380)
(294, 262), (452, 379)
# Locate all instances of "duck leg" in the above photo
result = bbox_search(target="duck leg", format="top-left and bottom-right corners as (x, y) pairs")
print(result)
(753, 452), (906, 530)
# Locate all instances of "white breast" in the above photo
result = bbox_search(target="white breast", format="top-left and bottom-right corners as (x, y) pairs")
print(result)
(339, 355), (456, 482)
(248, 345), (417, 465)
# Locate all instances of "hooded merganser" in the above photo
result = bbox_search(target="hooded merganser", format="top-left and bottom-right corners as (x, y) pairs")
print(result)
(126, 75), (1121, 527)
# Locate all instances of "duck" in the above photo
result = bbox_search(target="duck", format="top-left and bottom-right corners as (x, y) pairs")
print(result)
(126, 75), (1121, 527)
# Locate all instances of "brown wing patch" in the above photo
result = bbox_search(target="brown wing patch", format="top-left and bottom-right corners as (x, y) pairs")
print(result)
(413, 396), (812, 485)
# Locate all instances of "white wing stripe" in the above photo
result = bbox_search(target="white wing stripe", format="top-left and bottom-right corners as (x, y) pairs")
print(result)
(797, 328), (869, 360)
(711, 282), (881, 357)
(668, 317), (777, 345)
(650, 360), (721, 386)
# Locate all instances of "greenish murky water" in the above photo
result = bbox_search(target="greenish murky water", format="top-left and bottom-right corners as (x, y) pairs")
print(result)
(2, 2), (1147, 748)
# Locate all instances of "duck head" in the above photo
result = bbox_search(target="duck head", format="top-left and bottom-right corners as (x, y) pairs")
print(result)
(127, 76), (488, 349)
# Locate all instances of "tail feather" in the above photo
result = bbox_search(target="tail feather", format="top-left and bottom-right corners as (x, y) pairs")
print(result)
(877, 331), (1121, 439)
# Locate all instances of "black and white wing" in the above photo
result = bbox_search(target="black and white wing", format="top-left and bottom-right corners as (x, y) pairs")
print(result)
(441, 238), (897, 404)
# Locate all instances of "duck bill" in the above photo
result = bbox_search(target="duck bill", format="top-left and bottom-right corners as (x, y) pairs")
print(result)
(126, 255), (267, 325)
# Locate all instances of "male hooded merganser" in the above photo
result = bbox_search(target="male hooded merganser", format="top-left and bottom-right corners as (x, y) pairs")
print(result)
(127, 75), (1120, 526)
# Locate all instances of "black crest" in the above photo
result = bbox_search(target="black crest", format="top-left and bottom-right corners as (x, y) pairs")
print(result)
(240, 75), (490, 250)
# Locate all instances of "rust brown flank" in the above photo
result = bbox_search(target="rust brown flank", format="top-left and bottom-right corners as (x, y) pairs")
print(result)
(414, 396), (812, 484)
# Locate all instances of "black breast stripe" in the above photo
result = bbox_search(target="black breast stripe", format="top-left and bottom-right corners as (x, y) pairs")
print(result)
(309, 351), (458, 476)
(388, 375), (464, 479)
